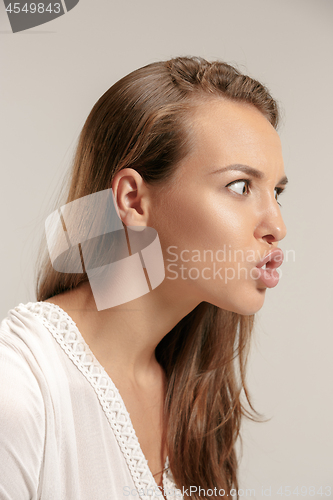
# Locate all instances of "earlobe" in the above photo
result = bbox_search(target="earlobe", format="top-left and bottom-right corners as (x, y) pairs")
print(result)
(111, 168), (149, 228)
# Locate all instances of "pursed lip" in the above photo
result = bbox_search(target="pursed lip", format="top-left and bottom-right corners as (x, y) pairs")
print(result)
(256, 248), (284, 270)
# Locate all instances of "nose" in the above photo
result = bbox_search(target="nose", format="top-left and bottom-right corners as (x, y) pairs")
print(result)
(254, 201), (287, 245)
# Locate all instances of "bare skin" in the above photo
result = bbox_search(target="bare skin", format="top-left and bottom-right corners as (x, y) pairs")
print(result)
(46, 98), (287, 491)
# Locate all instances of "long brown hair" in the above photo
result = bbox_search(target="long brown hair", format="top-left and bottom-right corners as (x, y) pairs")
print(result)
(36, 56), (279, 498)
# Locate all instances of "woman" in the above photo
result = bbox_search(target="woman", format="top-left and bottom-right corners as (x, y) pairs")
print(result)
(0, 57), (287, 499)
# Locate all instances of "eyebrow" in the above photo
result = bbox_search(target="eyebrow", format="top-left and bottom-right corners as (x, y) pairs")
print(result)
(209, 163), (289, 186)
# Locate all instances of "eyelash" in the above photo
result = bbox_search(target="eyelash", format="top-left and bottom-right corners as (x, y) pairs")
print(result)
(226, 179), (284, 206)
(274, 187), (284, 207)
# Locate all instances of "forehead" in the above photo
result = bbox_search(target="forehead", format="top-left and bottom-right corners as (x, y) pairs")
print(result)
(185, 98), (283, 174)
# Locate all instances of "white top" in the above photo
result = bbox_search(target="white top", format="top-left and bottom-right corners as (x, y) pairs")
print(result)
(0, 301), (183, 500)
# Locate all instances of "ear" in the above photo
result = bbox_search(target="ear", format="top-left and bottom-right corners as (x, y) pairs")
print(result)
(111, 168), (150, 228)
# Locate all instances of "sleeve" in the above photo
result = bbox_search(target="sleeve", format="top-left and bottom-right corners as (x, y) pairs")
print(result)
(0, 335), (45, 500)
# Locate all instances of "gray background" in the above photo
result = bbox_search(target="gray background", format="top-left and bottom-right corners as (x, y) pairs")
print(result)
(0, 0), (332, 497)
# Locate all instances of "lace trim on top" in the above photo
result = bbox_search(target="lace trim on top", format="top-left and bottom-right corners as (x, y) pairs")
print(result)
(19, 301), (183, 500)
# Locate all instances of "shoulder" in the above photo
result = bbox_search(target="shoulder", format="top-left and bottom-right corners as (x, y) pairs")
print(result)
(0, 301), (66, 424)
(0, 301), (68, 360)
(0, 302), (47, 347)
(0, 301), (77, 398)
(0, 303), (46, 498)
(0, 302), (47, 423)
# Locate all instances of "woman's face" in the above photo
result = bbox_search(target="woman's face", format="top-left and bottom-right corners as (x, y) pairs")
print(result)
(148, 99), (287, 315)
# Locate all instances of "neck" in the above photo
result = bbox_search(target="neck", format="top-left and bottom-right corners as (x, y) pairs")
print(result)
(48, 279), (200, 385)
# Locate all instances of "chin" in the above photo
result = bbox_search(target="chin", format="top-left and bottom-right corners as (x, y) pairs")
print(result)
(209, 290), (266, 316)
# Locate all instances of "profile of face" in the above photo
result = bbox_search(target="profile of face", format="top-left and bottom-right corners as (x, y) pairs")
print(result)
(114, 99), (287, 316)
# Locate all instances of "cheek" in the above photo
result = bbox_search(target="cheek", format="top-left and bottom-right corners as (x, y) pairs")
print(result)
(151, 189), (208, 245)
(152, 186), (254, 257)
(170, 195), (221, 249)
(212, 206), (249, 248)
(184, 194), (255, 253)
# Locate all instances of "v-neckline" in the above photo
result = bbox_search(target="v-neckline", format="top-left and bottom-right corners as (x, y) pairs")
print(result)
(20, 301), (180, 500)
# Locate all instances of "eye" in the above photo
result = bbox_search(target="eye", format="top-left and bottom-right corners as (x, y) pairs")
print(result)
(226, 179), (250, 196)
(274, 187), (284, 206)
